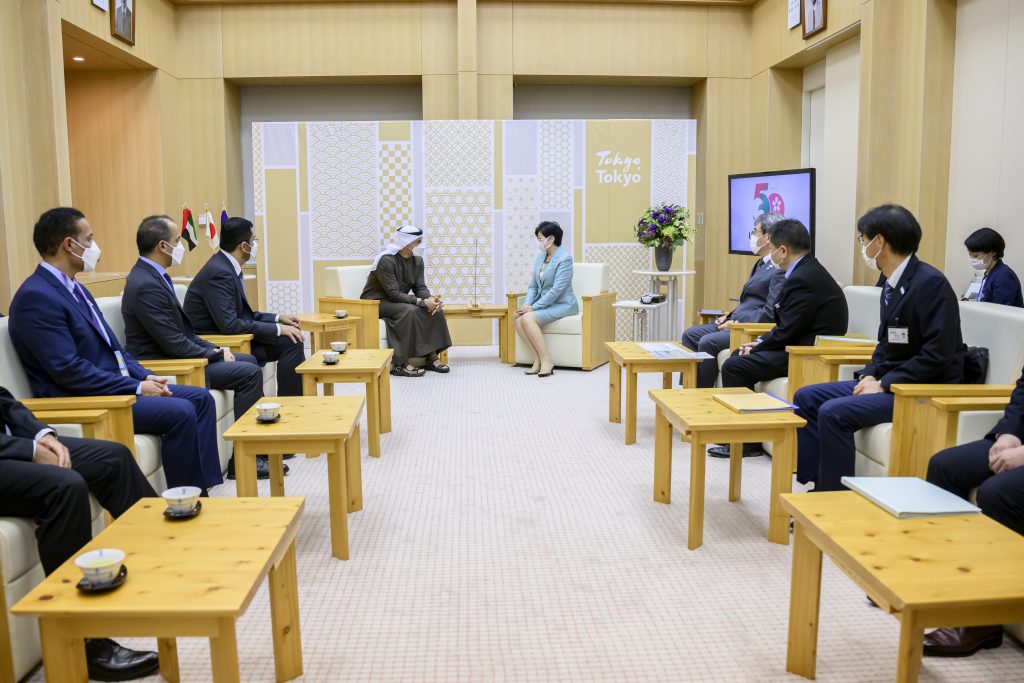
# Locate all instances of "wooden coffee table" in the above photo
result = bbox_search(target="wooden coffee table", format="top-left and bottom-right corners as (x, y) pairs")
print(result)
(782, 491), (1024, 683)
(440, 304), (510, 363)
(647, 387), (806, 549)
(13, 497), (305, 683)
(297, 312), (363, 352)
(606, 341), (699, 445)
(223, 396), (363, 560)
(297, 349), (393, 458)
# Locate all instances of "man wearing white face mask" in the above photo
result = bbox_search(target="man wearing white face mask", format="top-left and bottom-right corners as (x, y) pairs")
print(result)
(185, 217), (307, 397)
(9, 207), (223, 492)
(681, 213), (786, 395)
(122, 216), (271, 479)
(793, 204), (965, 491)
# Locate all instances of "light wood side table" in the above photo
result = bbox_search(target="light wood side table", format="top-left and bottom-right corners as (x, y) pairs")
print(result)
(440, 304), (510, 363)
(781, 491), (1024, 683)
(297, 349), (393, 458)
(13, 498), (305, 683)
(648, 387), (805, 549)
(297, 312), (363, 352)
(605, 341), (698, 445)
(223, 396), (363, 560)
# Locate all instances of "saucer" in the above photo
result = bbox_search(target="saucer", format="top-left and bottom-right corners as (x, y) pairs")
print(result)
(76, 565), (128, 593)
(256, 415), (281, 424)
(323, 359), (340, 365)
(334, 314), (348, 319)
(163, 500), (202, 520)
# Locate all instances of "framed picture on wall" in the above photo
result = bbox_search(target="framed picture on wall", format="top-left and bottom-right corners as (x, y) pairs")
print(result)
(802, 0), (826, 39)
(110, 0), (135, 46)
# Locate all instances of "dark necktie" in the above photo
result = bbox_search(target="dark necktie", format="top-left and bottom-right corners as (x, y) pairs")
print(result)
(73, 281), (111, 347)
(162, 272), (176, 295)
(882, 282), (893, 308)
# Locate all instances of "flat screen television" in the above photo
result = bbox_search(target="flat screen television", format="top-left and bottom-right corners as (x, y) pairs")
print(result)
(728, 168), (815, 255)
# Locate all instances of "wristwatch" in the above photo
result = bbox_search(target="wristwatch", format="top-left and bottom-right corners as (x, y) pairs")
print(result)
(415, 297), (424, 307)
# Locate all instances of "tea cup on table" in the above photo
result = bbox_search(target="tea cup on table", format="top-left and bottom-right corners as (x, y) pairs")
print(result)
(75, 548), (125, 584)
(323, 350), (339, 364)
(161, 486), (202, 514)
(334, 309), (348, 319)
(330, 341), (348, 353)
(256, 402), (281, 421)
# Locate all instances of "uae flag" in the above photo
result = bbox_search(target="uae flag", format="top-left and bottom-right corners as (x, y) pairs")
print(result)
(181, 207), (198, 251)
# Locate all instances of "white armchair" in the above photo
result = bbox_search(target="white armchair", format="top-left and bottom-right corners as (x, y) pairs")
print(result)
(321, 265), (385, 349)
(507, 263), (616, 371)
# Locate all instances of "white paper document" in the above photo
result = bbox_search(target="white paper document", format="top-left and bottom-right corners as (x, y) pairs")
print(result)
(638, 343), (713, 360)
(841, 476), (982, 519)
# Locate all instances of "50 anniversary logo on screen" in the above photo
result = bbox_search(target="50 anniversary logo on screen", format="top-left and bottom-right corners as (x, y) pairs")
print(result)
(753, 182), (786, 216)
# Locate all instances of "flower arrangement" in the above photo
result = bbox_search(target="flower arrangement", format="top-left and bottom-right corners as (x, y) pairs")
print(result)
(635, 203), (694, 249)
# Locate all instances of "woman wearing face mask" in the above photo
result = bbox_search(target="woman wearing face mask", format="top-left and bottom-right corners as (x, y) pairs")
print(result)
(963, 227), (1023, 307)
(513, 222), (579, 377)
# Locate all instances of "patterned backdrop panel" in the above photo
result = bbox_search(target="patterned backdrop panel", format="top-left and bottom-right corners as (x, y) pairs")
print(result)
(424, 190), (494, 303)
(266, 280), (304, 316)
(539, 120), (574, 210)
(308, 122), (379, 259)
(504, 176), (539, 295)
(379, 141), (414, 249)
(424, 121), (493, 188)
(651, 120), (689, 206)
(252, 123), (265, 216)
(583, 244), (651, 341)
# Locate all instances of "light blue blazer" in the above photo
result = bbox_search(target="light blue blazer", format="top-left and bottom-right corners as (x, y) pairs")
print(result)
(525, 248), (580, 325)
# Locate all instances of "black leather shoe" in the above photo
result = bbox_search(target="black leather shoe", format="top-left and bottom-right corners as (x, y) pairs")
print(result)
(85, 638), (159, 682)
(707, 444), (766, 458)
(924, 626), (1003, 657)
(226, 456), (285, 480)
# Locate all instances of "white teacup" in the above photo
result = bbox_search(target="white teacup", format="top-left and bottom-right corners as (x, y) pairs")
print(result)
(75, 548), (125, 584)
(256, 402), (281, 421)
(335, 309), (348, 318)
(323, 350), (339, 364)
(162, 485), (201, 514)
(330, 341), (348, 353)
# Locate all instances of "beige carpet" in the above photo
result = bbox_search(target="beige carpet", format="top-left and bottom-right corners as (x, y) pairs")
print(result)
(29, 346), (1023, 681)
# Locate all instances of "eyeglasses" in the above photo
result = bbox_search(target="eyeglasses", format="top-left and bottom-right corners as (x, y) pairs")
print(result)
(748, 229), (763, 238)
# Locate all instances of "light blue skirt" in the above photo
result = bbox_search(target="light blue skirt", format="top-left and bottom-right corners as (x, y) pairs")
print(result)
(533, 300), (579, 326)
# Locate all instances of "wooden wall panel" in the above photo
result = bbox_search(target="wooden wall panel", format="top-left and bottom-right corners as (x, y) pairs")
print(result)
(65, 69), (165, 274)
(423, 74), (459, 119)
(422, 2), (458, 75)
(221, 3), (423, 79)
(512, 3), (709, 77)
(60, 0), (177, 72)
(174, 5), (224, 78)
(478, 1), (513, 75)
(708, 5), (751, 78)
(750, 0), (863, 75)
(479, 74), (513, 119)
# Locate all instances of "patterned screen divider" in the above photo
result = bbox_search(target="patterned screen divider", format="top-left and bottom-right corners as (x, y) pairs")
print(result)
(253, 119), (697, 342)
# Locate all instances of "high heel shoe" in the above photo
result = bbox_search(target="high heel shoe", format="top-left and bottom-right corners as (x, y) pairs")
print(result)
(538, 367), (555, 377)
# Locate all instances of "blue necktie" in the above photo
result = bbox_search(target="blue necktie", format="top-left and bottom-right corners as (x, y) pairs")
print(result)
(73, 281), (112, 347)
(162, 272), (176, 295)
(882, 282), (893, 308)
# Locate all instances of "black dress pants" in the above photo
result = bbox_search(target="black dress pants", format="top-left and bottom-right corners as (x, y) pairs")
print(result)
(252, 337), (307, 397)
(205, 352), (265, 419)
(720, 348), (790, 390)
(927, 439), (1024, 535)
(0, 437), (156, 574)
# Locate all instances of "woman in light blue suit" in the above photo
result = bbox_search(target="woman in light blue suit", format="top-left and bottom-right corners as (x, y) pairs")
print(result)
(513, 222), (579, 377)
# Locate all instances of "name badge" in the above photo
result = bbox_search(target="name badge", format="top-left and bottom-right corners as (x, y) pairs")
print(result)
(114, 350), (130, 377)
(888, 327), (909, 344)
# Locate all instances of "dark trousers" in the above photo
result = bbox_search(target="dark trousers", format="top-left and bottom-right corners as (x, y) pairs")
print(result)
(132, 383), (221, 490)
(681, 323), (730, 388)
(928, 439), (1024, 536)
(721, 348), (790, 390)
(793, 380), (895, 491)
(0, 437), (156, 574)
(253, 336), (306, 397)
(206, 352), (264, 419)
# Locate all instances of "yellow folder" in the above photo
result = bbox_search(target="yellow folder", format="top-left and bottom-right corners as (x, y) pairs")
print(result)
(712, 393), (795, 413)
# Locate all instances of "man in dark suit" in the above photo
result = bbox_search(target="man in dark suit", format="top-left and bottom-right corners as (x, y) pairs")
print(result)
(716, 219), (848, 457)
(921, 364), (1024, 657)
(8, 207), (222, 491)
(681, 212), (786, 388)
(122, 215), (273, 479)
(184, 217), (306, 396)
(0, 385), (159, 680)
(794, 204), (965, 491)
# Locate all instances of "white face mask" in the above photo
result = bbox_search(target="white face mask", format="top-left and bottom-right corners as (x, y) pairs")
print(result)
(969, 256), (988, 271)
(749, 232), (765, 254)
(163, 241), (185, 267)
(71, 238), (101, 273)
(768, 246), (784, 269)
(861, 235), (879, 271)
(537, 237), (552, 252)
(243, 240), (259, 259)
(412, 245), (424, 257)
